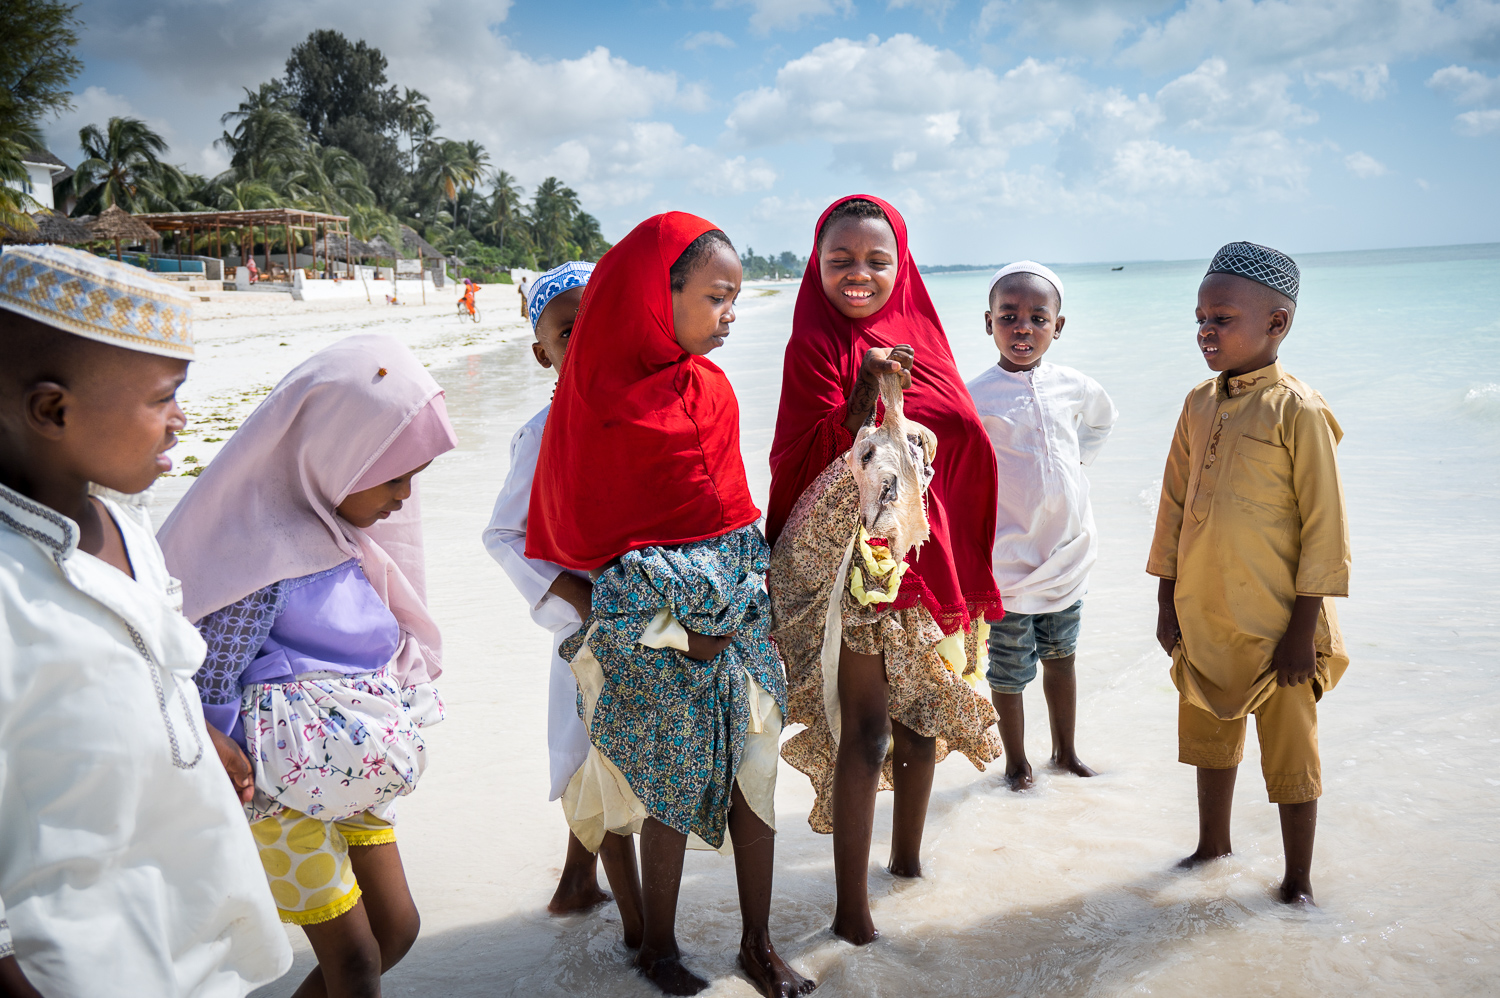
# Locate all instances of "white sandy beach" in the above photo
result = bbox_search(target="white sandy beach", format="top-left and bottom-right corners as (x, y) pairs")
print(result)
(145, 258), (1500, 998)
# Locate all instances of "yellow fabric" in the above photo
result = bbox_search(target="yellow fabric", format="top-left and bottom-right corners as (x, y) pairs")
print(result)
(849, 526), (910, 606)
(250, 808), (394, 924)
(1178, 682), (1321, 803)
(1148, 361), (1350, 720)
(561, 627), (781, 856)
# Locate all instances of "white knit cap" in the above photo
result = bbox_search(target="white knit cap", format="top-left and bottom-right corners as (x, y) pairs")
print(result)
(988, 261), (1063, 309)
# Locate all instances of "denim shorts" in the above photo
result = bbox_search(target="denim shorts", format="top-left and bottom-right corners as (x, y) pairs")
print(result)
(985, 600), (1083, 694)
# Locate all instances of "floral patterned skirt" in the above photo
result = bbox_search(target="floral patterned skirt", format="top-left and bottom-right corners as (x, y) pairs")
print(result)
(242, 670), (444, 822)
(770, 459), (1001, 834)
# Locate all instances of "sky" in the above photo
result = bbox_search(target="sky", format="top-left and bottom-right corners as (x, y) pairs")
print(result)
(44, 0), (1500, 264)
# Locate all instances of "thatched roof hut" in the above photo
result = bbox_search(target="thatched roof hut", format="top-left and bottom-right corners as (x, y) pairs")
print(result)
(314, 233), (377, 261)
(1, 210), (93, 245)
(400, 225), (440, 260)
(366, 234), (400, 260)
(87, 204), (158, 244)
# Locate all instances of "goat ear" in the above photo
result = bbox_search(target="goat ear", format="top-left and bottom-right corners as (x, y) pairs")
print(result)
(878, 372), (904, 421)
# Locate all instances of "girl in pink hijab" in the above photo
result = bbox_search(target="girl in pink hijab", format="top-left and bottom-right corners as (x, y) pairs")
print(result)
(159, 333), (456, 998)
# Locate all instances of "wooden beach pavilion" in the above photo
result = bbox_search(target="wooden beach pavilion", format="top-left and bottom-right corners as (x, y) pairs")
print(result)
(133, 207), (355, 279)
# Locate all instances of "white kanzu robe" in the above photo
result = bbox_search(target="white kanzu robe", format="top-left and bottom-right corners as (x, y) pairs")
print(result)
(967, 361), (1118, 616)
(482, 404), (591, 800)
(0, 484), (290, 997)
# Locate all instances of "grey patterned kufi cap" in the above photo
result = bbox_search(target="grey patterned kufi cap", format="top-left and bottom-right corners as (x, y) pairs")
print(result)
(1206, 241), (1299, 303)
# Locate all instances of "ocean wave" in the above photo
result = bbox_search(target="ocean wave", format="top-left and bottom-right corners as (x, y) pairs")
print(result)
(1462, 383), (1500, 422)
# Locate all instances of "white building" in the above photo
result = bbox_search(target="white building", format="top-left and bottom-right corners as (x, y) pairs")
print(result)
(4, 149), (69, 212)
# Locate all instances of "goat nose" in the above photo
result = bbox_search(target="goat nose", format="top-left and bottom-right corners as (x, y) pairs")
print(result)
(879, 474), (897, 503)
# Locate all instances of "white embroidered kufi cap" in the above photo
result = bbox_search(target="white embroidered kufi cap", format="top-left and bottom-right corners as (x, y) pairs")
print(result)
(988, 261), (1064, 309)
(0, 244), (195, 358)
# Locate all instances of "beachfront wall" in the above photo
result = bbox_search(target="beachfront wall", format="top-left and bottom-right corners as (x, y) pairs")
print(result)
(291, 267), (439, 303)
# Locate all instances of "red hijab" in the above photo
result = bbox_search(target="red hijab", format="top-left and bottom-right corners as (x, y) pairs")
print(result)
(526, 212), (760, 570)
(767, 195), (1001, 634)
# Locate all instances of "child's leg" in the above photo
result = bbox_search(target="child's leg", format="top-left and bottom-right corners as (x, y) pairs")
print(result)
(830, 641), (891, 945)
(295, 901), (385, 998)
(549, 831), (611, 914)
(1177, 698), (1246, 866)
(1254, 681), (1321, 904)
(598, 832), (645, 948)
(293, 838), (421, 998)
(728, 783), (815, 997)
(1036, 602), (1093, 777)
(1039, 655), (1095, 777)
(635, 817), (703, 996)
(887, 720), (935, 877)
(985, 613), (1038, 791)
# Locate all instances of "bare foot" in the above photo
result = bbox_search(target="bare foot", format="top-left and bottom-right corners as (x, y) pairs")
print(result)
(635, 951), (708, 996)
(1050, 750), (1097, 778)
(739, 939), (816, 997)
(886, 856), (921, 879)
(830, 910), (880, 946)
(547, 879), (612, 915)
(1175, 846), (1231, 869)
(1005, 761), (1034, 792)
(1278, 881), (1316, 906)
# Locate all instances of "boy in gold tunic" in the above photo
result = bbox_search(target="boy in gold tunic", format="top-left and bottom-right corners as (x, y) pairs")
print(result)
(1148, 242), (1349, 905)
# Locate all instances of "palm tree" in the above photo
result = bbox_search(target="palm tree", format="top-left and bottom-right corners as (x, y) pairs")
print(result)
(570, 211), (607, 261)
(0, 133), (43, 234)
(66, 116), (172, 215)
(528, 176), (580, 269)
(419, 139), (479, 231)
(217, 84), (308, 180)
(395, 88), (433, 174)
(483, 169), (524, 251)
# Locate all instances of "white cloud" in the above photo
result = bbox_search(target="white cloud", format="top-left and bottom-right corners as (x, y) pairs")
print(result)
(888, 0), (955, 22)
(1306, 63), (1390, 100)
(717, 0), (854, 35)
(683, 30), (736, 50)
(1344, 151), (1387, 177)
(1156, 58), (1316, 131)
(1428, 65), (1500, 105)
(1456, 108), (1500, 134)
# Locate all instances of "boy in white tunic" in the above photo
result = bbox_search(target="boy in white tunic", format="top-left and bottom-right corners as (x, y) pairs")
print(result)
(967, 262), (1118, 791)
(0, 246), (290, 997)
(481, 262), (644, 942)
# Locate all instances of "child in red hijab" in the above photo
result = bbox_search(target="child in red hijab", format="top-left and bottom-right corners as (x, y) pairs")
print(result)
(527, 213), (813, 997)
(767, 195), (1002, 945)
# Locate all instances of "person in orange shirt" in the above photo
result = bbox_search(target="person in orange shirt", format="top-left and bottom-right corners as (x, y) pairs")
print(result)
(459, 278), (480, 317)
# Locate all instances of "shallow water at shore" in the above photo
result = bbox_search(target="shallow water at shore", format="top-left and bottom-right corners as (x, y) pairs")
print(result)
(235, 245), (1500, 996)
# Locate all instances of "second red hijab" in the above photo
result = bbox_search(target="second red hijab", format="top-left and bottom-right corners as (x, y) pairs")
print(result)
(527, 212), (760, 570)
(767, 195), (1001, 635)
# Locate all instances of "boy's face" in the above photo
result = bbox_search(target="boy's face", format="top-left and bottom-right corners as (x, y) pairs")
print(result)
(672, 245), (741, 356)
(4, 338), (191, 496)
(336, 460), (431, 528)
(1195, 273), (1292, 376)
(531, 286), (585, 374)
(986, 274), (1064, 373)
(819, 217), (898, 319)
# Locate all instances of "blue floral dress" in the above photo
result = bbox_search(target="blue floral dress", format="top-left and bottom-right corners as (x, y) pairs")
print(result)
(561, 525), (787, 849)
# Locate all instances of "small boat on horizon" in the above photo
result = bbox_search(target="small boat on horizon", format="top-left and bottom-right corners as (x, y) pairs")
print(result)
(1111, 265), (1124, 271)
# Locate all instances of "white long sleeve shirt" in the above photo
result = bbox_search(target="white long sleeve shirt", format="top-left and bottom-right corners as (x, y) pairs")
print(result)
(0, 483), (290, 996)
(967, 362), (1118, 615)
(480, 404), (591, 800)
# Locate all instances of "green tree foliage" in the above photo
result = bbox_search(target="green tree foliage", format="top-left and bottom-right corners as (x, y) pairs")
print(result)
(740, 246), (808, 280)
(66, 117), (190, 214)
(0, 0), (82, 231)
(217, 83), (307, 179)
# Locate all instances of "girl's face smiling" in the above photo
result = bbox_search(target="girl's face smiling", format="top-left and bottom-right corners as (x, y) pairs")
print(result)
(672, 244), (741, 356)
(819, 216), (898, 319)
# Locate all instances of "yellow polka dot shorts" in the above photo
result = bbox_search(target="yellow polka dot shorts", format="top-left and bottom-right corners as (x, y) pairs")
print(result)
(249, 808), (397, 925)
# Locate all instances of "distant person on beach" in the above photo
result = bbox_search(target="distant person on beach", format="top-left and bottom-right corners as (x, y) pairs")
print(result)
(517, 275), (530, 317)
(247, 255), (259, 284)
(481, 261), (645, 939)
(526, 215), (813, 997)
(967, 262), (1117, 790)
(459, 277), (480, 318)
(766, 195), (1000, 945)
(1148, 242), (1350, 905)
(159, 335), (457, 996)
(0, 246), (290, 996)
